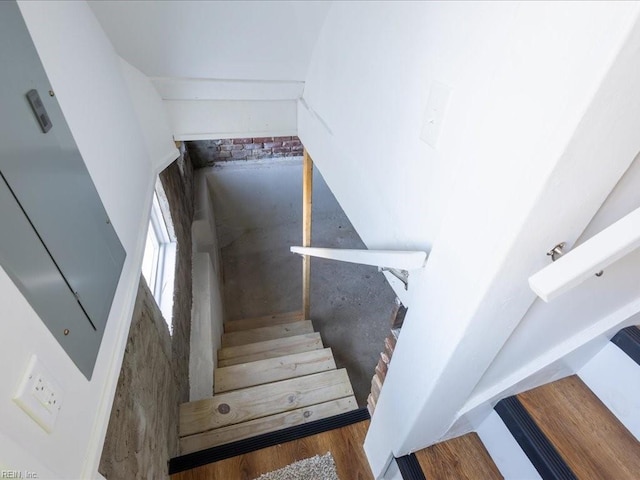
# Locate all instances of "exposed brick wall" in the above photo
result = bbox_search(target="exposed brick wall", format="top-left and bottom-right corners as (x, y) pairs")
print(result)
(99, 278), (179, 479)
(99, 146), (194, 479)
(187, 136), (303, 168)
(160, 147), (194, 404)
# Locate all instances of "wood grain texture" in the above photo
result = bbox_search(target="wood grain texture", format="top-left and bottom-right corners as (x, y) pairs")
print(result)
(218, 333), (323, 367)
(179, 396), (358, 454)
(518, 374), (640, 479)
(415, 433), (503, 480)
(180, 369), (354, 436)
(214, 348), (336, 393)
(224, 311), (304, 333)
(172, 420), (373, 480)
(302, 149), (312, 319)
(221, 320), (314, 348)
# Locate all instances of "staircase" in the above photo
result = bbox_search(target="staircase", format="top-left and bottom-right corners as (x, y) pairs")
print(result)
(397, 325), (640, 480)
(178, 310), (358, 455)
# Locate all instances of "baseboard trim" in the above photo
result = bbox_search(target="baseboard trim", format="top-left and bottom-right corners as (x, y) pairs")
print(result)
(611, 326), (640, 366)
(396, 454), (426, 480)
(168, 407), (370, 474)
(495, 396), (577, 480)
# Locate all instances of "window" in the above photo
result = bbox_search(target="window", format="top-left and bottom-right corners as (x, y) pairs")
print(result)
(142, 189), (176, 334)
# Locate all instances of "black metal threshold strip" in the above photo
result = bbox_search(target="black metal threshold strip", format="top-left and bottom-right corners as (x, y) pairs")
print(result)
(169, 407), (371, 474)
(611, 326), (640, 366)
(495, 396), (577, 480)
(396, 453), (426, 480)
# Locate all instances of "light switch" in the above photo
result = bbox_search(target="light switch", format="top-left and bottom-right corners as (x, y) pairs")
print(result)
(13, 355), (64, 433)
(420, 82), (452, 149)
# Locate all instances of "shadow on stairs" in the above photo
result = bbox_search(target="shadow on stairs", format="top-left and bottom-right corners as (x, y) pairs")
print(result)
(169, 311), (362, 475)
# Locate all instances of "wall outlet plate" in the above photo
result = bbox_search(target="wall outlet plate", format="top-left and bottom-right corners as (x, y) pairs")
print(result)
(420, 82), (452, 149)
(13, 355), (64, 433)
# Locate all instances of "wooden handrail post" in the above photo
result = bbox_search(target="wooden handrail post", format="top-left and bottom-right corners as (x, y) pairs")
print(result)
(302, 149), (313, 319)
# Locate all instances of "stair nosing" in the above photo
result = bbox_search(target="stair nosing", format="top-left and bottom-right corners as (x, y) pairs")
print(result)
(611, 326), (640, 366)
(170, 407), (369, 474)
(396, 454), (426, 480)
(495, 396), (577, 480)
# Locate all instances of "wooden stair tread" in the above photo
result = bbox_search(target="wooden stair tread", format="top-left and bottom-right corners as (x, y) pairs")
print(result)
(179, 396), (358, 454)
(414, 432), (502, 480)
(221, 320), (314, 348)
(214, 348), (337, 393)
(180, 369), (354, 437)
(218, 332), (323, 367)
(224, 310), (304, 333)
(518, 374), (640, 479)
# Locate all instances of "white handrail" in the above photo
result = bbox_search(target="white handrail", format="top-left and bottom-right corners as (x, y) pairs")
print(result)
(290, 246), (427, 271)
(529, 205), (640, 302)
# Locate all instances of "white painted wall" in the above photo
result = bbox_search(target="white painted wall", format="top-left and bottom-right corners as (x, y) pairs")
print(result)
(89, 1), (330, 82)
(299, 2), (640, 476)
(190, 170), (225, 401)
(118, 57), (180, 170)
(467, 150), (640, 412)
(168, 99), (297, 141)
(0, 2), (175, 478)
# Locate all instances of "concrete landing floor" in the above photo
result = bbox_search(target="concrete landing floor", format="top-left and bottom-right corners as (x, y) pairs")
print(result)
(206, 159), (397, 405)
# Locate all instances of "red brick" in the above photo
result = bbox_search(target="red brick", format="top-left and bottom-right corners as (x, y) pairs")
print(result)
(264, 142), (282, 148)
(231, 150), (248, 159)
(252, 137), (273, 143)
(244, 143), (262, 150)
(291, 144), (303, 152)
(272, 147), (290, 154)
(221, 144), (243, 151)
(282, 140), (302, 147)
(232, 138), (252, 144)
(276, 136), (293, 141)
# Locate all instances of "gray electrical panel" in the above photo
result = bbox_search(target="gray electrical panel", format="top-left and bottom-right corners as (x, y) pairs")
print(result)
(0, 1), (126, 379)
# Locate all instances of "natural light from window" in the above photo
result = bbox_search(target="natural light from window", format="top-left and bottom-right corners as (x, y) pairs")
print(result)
(142, 190), (176, 334)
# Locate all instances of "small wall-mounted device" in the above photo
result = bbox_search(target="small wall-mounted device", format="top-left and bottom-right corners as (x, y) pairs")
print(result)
(26, 89), (52, 133)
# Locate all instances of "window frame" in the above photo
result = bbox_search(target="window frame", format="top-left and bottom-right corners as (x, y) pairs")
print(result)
(142, 189), (176, 334)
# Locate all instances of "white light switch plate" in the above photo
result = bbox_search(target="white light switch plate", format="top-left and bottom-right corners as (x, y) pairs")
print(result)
(420, 82), (452, 148)
(13, 355), (64, 433)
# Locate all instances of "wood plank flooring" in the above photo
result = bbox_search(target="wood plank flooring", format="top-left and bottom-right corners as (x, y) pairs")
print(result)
(218, 333), (323, 367)
(214, 348), (336, 393)
(414, 432), (503, 480)
(180, 397), (357, 454)
(518, 374), (640, 479)
(221, 320), (315, 348)
(180, 369), (354, 436)
(223, 310), (304, 333)
(172, 420), (373, 480)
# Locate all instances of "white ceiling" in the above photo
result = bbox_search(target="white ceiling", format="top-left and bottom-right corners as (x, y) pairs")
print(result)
(89, 0), (331, 82)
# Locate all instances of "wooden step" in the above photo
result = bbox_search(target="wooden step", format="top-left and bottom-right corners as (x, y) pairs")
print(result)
(414, 432), (502, 480)
(179, 396), (357, 454)
(224, 310), (304, 333)
(221, 320), (314, 348)
(214, 348), (336, 393)
(218, 332), (323, 367)
(179, 369), (354, 437)
(518, 374), (640, 479)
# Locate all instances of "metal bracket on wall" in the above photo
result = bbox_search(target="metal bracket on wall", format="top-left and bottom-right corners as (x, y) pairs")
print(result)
(379, 267), (409, 290)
